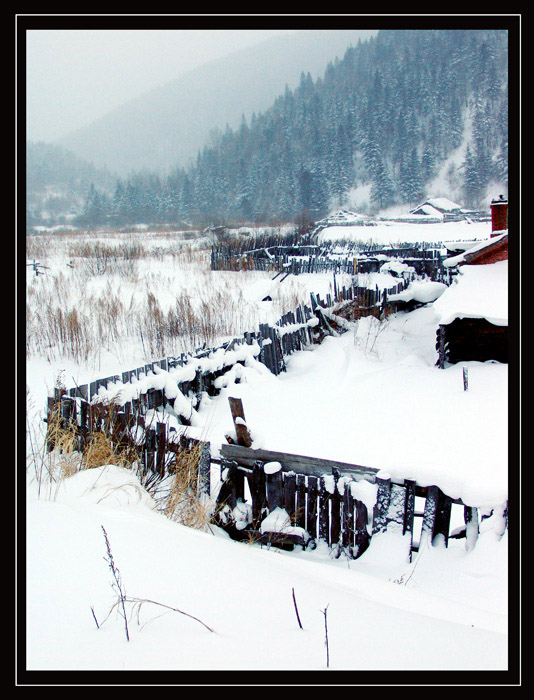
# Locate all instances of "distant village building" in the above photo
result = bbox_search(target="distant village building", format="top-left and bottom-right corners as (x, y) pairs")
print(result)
(409, 197), (486, 223)
(410, 197), (464, 220)
(434, 197), (508, 367)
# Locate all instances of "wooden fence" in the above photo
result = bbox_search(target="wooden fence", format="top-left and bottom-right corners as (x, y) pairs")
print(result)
(212, 442), (508, 559)
(210, 243), (445, 279)
(46, 276), (411, 463)
(42, 273), (508, 562)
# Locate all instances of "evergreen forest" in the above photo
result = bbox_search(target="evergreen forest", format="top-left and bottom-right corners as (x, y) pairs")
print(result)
(29, 29), (509, 229)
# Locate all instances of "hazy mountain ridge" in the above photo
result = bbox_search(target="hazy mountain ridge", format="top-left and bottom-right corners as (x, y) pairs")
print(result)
(92, 29), (507, 227)
(26, 141), (116, 227)
(56, 30), (377, 175)
(26, 29), (508, 229)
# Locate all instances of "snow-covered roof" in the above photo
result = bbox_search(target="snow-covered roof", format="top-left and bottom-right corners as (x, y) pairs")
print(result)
(388, 280), (447, 304)
(443, 240), (481, 253)
(410, 197), (462, 217)
(433, 260), (508, 326)
(443, 232), (507, 268)
(410, 203), (444, 218)
(315, 209), (368, 227)
(426, 197), (462, 212)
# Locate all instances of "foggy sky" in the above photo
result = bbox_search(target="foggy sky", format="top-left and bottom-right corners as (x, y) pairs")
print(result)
(26, 29), (296, 143)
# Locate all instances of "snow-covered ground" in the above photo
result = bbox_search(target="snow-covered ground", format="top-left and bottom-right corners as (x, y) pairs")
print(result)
(316, 219), (491, 246)
(22, 223), (513, 677)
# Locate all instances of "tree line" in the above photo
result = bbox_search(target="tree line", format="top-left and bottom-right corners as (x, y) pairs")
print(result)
(73, 29), (509, 228)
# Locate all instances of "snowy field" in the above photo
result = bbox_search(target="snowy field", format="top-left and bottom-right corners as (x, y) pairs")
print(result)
(22, 222), (515, 680)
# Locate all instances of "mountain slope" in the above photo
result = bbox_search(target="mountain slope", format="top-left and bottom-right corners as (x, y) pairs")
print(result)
(57, 30), (377, 175)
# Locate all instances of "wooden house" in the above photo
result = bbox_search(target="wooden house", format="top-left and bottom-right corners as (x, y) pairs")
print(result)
(434, 197), (508, 367)
(410, 197), (464, 221)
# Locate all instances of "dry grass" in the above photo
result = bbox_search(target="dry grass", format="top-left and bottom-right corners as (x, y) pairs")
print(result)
(26, 228), (315, 366)
(163, 441), (212, 531)
(31, 389), (214, 532)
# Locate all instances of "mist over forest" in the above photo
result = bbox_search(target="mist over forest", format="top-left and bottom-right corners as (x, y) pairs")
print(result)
(26, 28), (508, 229)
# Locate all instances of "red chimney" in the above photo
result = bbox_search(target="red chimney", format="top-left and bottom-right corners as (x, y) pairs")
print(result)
(491, 195), (508, 237)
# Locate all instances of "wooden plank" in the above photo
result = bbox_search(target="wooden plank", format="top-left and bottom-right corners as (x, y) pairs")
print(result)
(79, 400), (89, 450)
(295, 473), (306, 529)
(228, 397), (253, 448)
(283, 472), (297, 524)
(403, 478), (416, 561)
(354, 498), (370, 558)
(197, 441), (211, 496)
(215, 461), (239, 512)
(307, 476), (319, 541)
(144, 428), (156, 474)
(330, 471), (342, 547)
(342, 481), (355, 550)
(372, 475), (392, 535)
(250, 460), (267, 529)
(156, 422), (166, 476)
(433, 489), (452, 547)
(265, 462), (284, 511)
(220, 443), (379, 482)
(419, 485), (439, 549)
(319, 477), (330, 544)
(464, 506), (479, 552)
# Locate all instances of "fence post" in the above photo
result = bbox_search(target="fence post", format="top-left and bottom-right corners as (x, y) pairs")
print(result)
(342, 481), (355, 552)
(197, 441), (211, 497)
(372, 474), (391, 535)
(419, 485), (439, 549)
(251, 460), (267, 529)
(307, 476), (319, 542)
(156, 422), (166, 476)
(330, 469), (342, 549)
(228, 397), (253, 448)
(403, 479), (416, 561)
(295, 474), (306, 530)
(319, 476), (330, 544)
(265, 462), (283, 511)
(464, 506), (479, 552)
(284, 472), (297, 524)
(354, 498), (370, 558)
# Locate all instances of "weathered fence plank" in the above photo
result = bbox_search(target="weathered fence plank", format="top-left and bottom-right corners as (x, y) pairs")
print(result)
(295, 473), (306, 529)
(307, 476), (319, 542)
(228, 397), (253, 448)
(220, 443), (379, 483)
(330, 471), (342, 548)
(265, 462), (284, 511)
(354, 498), (371, 557)
(250, 460), (267, 529)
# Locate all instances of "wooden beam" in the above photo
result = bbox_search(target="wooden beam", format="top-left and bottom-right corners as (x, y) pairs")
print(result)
(221, 443), (378, 482)
(228, 397), (253, 448)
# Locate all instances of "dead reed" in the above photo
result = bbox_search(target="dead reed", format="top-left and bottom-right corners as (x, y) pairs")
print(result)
(163, 440), (212, 531)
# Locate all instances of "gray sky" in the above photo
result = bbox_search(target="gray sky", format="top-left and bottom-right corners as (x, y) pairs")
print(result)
(26, 29), (295, 143)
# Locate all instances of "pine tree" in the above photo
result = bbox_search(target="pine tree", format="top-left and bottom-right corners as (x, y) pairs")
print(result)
(370, 156), (395, 211)
(399, 147), (423, 205)
(462, 144), (484, 207)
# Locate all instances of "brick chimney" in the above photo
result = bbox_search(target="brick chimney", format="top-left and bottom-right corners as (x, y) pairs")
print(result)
(491, 195), (508, 237)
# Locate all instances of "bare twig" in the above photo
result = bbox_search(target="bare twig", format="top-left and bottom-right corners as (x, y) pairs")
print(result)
(292, 587), (303, 630)
(90, 606), (100, 629)
(101, 526), (129, 641)
(321, 604), (330, 668)
(124, 597), (215, 633)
